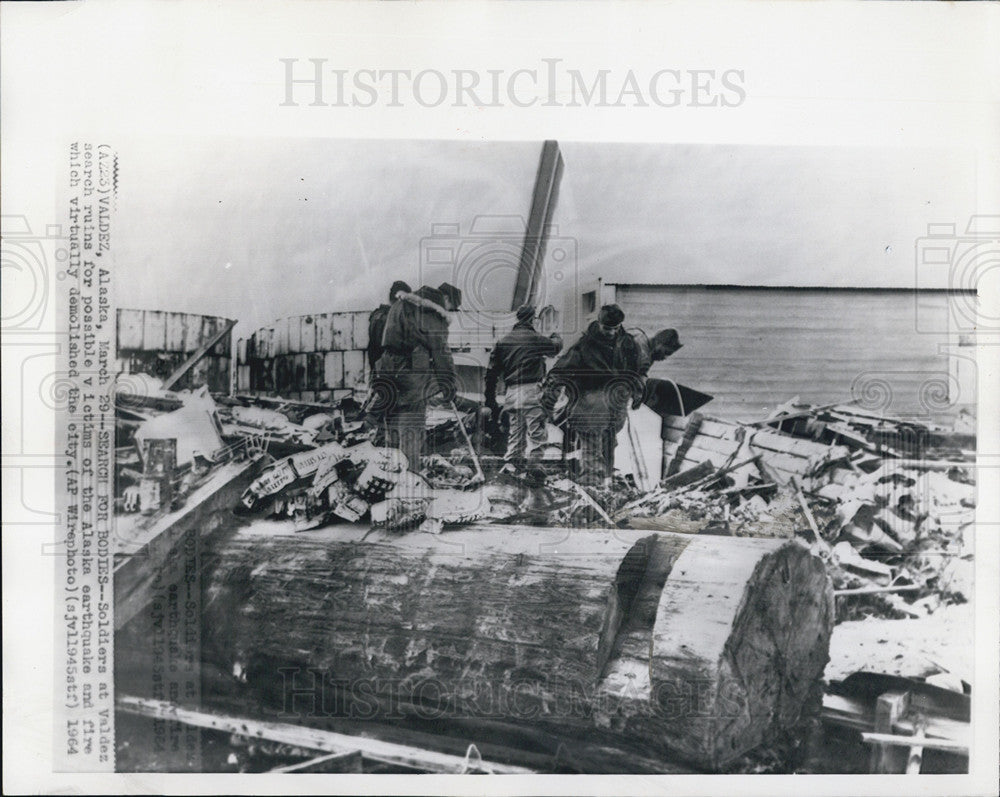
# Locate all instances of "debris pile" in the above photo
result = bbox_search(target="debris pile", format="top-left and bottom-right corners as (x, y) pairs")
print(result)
(118, 377), (974, 623)
(238, 437), (487, 534)
(612, 399), (975, 621)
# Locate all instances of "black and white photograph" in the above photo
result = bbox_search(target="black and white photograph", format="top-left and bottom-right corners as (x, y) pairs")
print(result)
(2, 1), (997, 794)
(101, 137), (979, 775)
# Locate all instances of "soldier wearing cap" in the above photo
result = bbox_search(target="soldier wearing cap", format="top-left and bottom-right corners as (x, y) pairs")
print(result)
(544, 304), (641, 486)
(485, 305), (563, 471)
(630, 327), (683, 406)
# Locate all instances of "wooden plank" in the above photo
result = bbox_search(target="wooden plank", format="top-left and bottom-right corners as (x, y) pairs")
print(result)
(270, 751), (363, 774)
(834, 584), (921, 597)
(862, 732), (967, 755)
(199, 315), (219, 354)
(288, 316), (302, 354)
(870, 691), (911, 773)
(307, 352), (325, 391)
(512, 140), (563, 309)
(315, 313), (333, 351)
(696, 419), (740, 439)
(237, 365), (250, 391)
(299, 315), (317, 353)
(885, 459), (975, 471)
(324, 351), (344, 388)
(351, 311), (370, 350)
(687, 434), (741, 458)
(331, 313), (353, 350)
(905, 725), (926, 774)
(179, 315), (198, 352)
(164, 313), (187, 352)
(662, 427), (685, 444)
(116, 696), (536, 774)
(236, 338), (247, 365)
(161, 319), (237, 391)
(748, 429), (830, 459)
(663, 415), (688, 433)
(204, 357), (225, 393)
(117, 309), (146, 350)
(665, 415), (703, 477)
(274, 318), (290, 355)
(293, 353), (309, 391)
(142, 310), (167, 351)
(658, 461), (714, 490)
(274, 354), (294, 394)
(753, 449), (814, 477)
(681, 444), (730, 469)
(343, 350), (365, 390)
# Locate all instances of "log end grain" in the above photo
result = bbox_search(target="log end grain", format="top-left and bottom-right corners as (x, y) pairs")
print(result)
(649, 537), (834, 769)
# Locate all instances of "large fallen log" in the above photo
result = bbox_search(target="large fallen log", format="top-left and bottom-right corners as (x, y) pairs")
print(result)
(199, 523), (833, 771)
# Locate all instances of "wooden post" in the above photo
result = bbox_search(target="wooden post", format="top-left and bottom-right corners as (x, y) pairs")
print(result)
(870, 691), (911, 773)
(905, 720), (927, 774)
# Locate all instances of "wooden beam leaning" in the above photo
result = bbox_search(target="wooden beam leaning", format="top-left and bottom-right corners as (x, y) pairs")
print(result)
(162, 318), (237, 391)
(512, 140), (564, 310)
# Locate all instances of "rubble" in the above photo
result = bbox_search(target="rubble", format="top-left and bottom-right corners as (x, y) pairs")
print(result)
(118, 379), (975, 625)
(115, 363), (976, 774)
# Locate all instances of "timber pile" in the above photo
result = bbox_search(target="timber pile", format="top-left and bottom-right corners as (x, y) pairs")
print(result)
(199, 524), (833, 772)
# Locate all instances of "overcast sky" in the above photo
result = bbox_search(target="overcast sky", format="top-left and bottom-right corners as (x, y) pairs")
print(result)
(113, 138), (976, 333)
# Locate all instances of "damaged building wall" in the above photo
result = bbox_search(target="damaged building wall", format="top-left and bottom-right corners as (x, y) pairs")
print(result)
(605, 285), (974, 422)
(237, 307), (562, 400)
(117, 309), (234, 393)
(236, 311), (370, 401)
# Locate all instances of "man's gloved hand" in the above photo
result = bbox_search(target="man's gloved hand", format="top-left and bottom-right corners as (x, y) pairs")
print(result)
(630, 376), (647, 410)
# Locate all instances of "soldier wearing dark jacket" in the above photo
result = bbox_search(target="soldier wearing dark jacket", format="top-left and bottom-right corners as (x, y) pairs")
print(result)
(485, 305), (563, 468)
(543, 304), (641, 485)
(370, 285), (457, 470)
(367, 280), (411, 370)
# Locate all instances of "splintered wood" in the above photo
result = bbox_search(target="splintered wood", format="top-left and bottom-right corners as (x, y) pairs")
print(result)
(199, 524), (833, 771)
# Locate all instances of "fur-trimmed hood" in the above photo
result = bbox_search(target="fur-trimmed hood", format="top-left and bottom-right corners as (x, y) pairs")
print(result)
(394, 290), (451, 324)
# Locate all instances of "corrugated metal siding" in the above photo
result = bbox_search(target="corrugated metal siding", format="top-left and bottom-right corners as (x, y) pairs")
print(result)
(614, 286), (968, 421)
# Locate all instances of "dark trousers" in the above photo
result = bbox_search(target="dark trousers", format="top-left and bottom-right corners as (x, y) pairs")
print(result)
(568, 425), (616, 486)
(385, 409), (425, 474)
